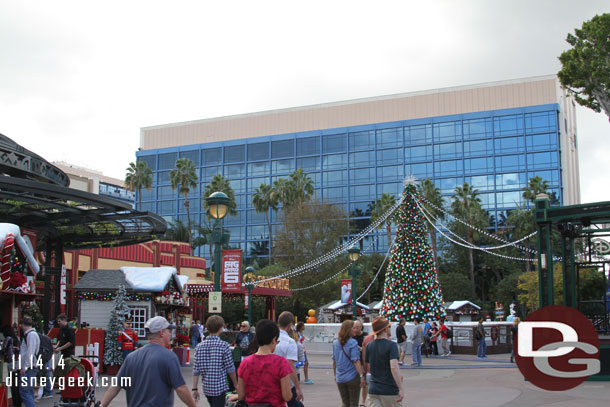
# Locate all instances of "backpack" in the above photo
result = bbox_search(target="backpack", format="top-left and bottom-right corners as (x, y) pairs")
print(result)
(474, 329), (482, 340)
(2, 336), (19, 362)
(445, 327), (453, 339)
(23, 331), (54, 365)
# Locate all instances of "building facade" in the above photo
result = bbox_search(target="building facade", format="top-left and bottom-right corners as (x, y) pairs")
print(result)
(137, 75), (579, 260)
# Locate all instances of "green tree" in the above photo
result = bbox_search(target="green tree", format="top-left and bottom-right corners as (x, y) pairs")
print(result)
(203, 174), (237, 218)
(506, 205), (536, 272)
(170, 158), (198, 245)
(162, 219), (208, 250)
(104, 285), (131, 366)
(252, 183), (279, 261)
(371, 193), (397, 249)
(417, 178), (445, 272)
(273, 169), (314, 208)
(125, 161), (153, 209)
(558, 13), (610, 121)
(522, 176), (549, 204)
(438, 272), (475, 302)
(451, 183), (488, 297)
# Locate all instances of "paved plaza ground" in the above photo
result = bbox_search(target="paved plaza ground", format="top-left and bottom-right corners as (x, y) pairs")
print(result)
(33, 352), (610, 407)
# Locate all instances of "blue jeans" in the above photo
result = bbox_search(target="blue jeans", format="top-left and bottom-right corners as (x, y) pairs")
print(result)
(44, 361), (53, 395)
(19, 368), (38, 407)
(191, 337), (199, 349)
(412, 342), (422, 365)
(478, 338), (487, 357)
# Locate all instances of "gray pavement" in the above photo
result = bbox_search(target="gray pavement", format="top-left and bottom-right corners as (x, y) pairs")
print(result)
(34, 353), (610, 407)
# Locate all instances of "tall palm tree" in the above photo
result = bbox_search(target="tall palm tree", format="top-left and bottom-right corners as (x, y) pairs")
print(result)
(202, 174), (237, 217)
(124, 161), (153, 209)
(451, 183), (486, 298)
(273, 177), (294, 207)
(170, 158), (198, 245)
(289, 168), (314, 204)
(417, 178), (445, 272)
(252, 183), (279, 261)
(522, 176), (550, 204)
(371, 193), (397, 249)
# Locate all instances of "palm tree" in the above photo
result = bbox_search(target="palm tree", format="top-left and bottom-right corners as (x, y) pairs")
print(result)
(252, 183), (279, 261)
(506, 205), (535, 272)
(417, 178), (445, 272)
(162, 219), (209, 250)
(273, 177), (294, 207)
(202, 174), (237, 217)
(289, 168), (314, 204)
(522, 176), (550, 204)
(451, 182), (486, 298)
(170, 158), (198, 245)
(371, 193), (397, 249)
(124, 161), (153, 209)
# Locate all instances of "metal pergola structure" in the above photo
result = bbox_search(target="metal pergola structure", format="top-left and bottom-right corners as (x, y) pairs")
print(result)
(1, 133), (167, 329)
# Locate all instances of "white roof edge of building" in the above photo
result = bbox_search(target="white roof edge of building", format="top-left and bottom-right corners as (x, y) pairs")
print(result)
(140, 75), (558, 133)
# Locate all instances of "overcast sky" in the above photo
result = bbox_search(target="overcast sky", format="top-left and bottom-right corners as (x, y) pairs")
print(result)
(1, 1), (609, 203)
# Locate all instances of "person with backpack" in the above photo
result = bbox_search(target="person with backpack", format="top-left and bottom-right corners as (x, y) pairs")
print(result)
(19, 316), (40, 407)
(476, 317), (487, 359)
(435, 318), (452, 357)
(2, 325), (21, 407)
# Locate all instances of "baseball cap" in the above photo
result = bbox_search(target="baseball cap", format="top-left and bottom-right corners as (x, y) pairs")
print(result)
(144, 316), (176, 333)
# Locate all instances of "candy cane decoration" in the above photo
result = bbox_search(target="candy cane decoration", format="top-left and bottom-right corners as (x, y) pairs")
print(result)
(1, 233), (14, 289)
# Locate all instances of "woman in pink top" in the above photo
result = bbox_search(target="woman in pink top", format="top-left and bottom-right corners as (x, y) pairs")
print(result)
(232, 319), (293, 407)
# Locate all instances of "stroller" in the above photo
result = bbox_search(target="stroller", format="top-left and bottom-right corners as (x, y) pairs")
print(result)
(54, 355), (101, 407)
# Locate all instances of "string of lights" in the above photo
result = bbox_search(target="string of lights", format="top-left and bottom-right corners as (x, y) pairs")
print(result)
(355, 239), (393, 301)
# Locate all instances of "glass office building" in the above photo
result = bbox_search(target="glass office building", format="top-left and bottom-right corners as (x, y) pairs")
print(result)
(137, 76), (579, 261)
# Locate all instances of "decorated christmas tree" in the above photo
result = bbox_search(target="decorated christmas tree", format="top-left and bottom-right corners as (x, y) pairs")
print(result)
(379, 179), (446, 321)
(104, 284), (131, 366)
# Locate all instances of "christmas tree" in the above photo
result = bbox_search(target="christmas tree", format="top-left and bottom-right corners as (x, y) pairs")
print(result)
(104, 284), (131, 366)
(379, 180), (446, 321)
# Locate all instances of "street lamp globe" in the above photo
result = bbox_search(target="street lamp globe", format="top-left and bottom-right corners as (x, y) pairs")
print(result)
(206, 191), (230, 220)
(348, 246), (361, 262)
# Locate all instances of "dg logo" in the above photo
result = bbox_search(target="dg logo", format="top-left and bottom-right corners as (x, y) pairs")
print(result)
(515, 305), (600, 391)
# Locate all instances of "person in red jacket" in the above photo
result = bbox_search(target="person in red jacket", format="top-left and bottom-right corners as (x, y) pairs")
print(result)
(118, 319), (138, 360)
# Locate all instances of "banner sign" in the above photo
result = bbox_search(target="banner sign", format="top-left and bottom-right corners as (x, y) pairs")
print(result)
(341, 279), (352, 304)
(221, 249), (242, 292)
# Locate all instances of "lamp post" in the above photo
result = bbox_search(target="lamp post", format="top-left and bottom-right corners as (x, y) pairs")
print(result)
(243, 266), (256, 325)
(205, 191), (231, 293)
(348, 246), (361, 320)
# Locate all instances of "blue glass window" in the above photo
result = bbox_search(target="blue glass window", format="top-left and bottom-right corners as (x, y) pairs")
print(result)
(272, 159), (295, 173)
(350, 168), (375, 184)
(140, 187), (155, 201)
(527, 152), (558, 169)
(349, 130), (375, 151)
(405, 145), (432, 162)
(323, 187), (347, 201)
(158, 171), (171, 184)
(463, 118), (492, 140)
(158, 152), (177, 170)
(434, 142), (462, 160)
(406, 124), (432, 145)
(496, 173), (527, 190)
(248, 161), (269, 177)
(377, 165), (404, 180)
(496, 191), (523, 208)
(495, 155), (526, 172)
(225, 164), (245, 178)
(202, 166), (221, 180)
(466, 175), (494, 191)
(225, 210), (245, 226)
(248, 225), (267, 239)
(376, 149), (403, 165)
(323, 170), (347, 187)
(434, 160), (461, 176)
(158, 200), (176, 214)
(377, 182), (402, 196)
(246, 209), (266, 224)
(296, 136), (320, 156)
(203, 148), (222, 165)
(350, 151), (375, 167)
(138, 156), (157, 171)
(528, 170), (560, 186)
(494, 115), (524, 136)
(526, 111), (557, 134)
(140, 202), (155, 212)
(248, 142), (269, 161)
(296, 156), (320, 171)
(494, 136), (525, 154)
(179, 150), (199, 166)
(234, 194), (246, 208)
(230, 179), (245, 193)
(433, 122), (462, 143)
(526, 133), (557, 151)
(272, 140), (293, 158)
(439, 178), (461, 194)
(463, 139), (493, 157)
(323, 134), (347, 153)
(350, 201), (372, 215)
(350, 185), (375, 201)
(406, 162), (433, 178)
(323, 154), (347, 170)
(377, 128), (402, 148)
(479, 193), (496, 209)
(226, 227), (245, 240)
(247, 177), (267, 192)
(224, 145), (245, 163)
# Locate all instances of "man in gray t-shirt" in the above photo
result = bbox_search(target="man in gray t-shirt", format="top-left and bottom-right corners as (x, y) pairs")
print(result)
(101, 317), (196, 407)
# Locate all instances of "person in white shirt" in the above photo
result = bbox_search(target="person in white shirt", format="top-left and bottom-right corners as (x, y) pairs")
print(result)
(274, 312), (304, 407)
(19, 316), (40, 407)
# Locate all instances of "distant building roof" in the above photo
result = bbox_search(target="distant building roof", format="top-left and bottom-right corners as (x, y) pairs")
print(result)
(447, 300), (481, 310)
(74, 267), (184, 293)
(323, 300), (370, 311)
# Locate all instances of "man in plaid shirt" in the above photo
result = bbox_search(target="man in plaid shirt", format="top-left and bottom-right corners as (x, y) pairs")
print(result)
(192, 315), (238, 407)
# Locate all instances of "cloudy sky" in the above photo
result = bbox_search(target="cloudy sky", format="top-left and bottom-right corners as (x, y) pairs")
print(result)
(1, 1), (609, 203)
